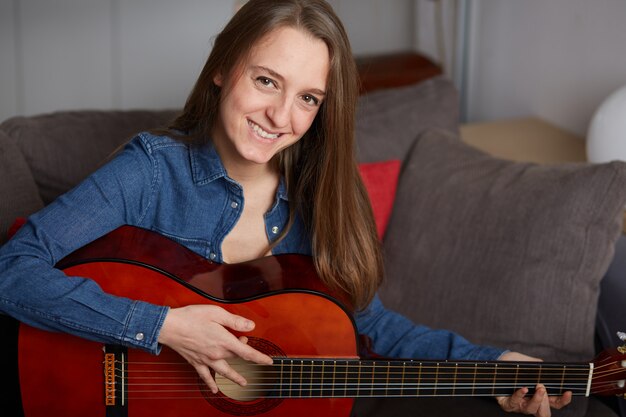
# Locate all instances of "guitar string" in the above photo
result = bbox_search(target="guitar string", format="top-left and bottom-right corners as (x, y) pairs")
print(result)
(113, 386), (614, 401)
(108, 378), (614, 389)
(109, 360), (607, 373)
(110, 359), (618, 371)
(114, 381), (615, 391)
(101, 380), (621, 400)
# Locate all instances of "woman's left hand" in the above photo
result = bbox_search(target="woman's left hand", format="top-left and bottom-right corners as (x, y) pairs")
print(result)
(495, 351), (572, 417)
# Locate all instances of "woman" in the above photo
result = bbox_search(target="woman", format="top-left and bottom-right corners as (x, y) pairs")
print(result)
(0, 1), (570, 415)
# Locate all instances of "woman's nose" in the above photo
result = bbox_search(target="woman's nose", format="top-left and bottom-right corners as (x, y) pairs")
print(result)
(266, 96), (291, 128)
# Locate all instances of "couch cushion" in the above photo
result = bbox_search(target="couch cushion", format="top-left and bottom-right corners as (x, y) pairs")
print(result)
(0, 110), (177, 204)
(0, 132), (44, 244)
(355, 76), (460, 163)
(380, 129), (626, 365)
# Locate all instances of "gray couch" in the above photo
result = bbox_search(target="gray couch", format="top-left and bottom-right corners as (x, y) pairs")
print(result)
(1, 77), (625, 417)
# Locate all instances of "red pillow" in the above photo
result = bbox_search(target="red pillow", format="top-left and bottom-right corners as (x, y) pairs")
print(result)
(358, 160), (401, 239)
(7, 217), (27, 239)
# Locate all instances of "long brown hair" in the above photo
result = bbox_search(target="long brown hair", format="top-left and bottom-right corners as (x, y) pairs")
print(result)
(166, 0), (383, 310)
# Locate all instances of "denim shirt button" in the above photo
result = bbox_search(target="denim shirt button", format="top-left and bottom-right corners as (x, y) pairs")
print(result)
(230, 201), (238, 209)
(271, 226), (279, 234)
(209, 252), (217, 260)
(135, 332), (145, 341)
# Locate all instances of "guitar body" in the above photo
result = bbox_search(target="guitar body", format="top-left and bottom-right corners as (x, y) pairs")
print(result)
(14, 226), (358, 417)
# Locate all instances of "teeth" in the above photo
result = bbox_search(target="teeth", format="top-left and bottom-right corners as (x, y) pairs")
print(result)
(248, 120), (279, 139)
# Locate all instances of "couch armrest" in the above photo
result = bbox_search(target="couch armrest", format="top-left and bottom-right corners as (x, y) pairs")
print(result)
(0, 131), (44, 244)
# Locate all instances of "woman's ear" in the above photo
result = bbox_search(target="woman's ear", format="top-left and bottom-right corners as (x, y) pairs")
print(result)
(213, 72), (223, 87)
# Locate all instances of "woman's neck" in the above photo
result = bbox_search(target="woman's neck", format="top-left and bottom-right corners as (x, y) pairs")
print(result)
(211, 133), (280, 186)
(225, 159), (278, 187)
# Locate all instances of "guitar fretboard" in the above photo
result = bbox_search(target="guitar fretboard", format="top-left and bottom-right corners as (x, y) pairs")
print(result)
(267, 358), (592, 398)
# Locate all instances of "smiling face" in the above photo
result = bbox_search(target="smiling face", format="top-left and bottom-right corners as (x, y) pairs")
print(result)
(211, 26), (330, 174)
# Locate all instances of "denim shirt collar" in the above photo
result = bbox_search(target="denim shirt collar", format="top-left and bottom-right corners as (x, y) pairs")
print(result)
(189, 140), (289, 201)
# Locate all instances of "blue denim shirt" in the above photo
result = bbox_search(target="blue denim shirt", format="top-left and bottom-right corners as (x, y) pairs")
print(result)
(0, 132), (504, 361)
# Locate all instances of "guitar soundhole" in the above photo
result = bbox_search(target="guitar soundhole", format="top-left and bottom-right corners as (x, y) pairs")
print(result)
(201, 337), (284, 415)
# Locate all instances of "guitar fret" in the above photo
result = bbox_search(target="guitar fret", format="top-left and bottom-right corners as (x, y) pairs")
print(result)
(386, 360), (399, 397)
(310, 360), (315, 398)
(330, 360), (335, 397)
(417, 361), (422, 397)
(357, 362), (363, 397)
(385, 362), (391, 397)
(341, 361), (346, 397)
(289, 359), (294, 397)
(299, 359), (304, 398)
(452, 363), (458, 396)
(279, 360), (284, 397)
(371, 362), (376, 397)
(401, 362), (406, 397)
(434, 362), (439, 396)
(492, 363), (498, 396)
(344, 361), (356, 398)
(472, 363), (478, 396)
(320, 360), (326, 397)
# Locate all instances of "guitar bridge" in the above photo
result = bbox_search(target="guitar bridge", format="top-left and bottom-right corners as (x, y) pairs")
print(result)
(103, 345), (128, 417)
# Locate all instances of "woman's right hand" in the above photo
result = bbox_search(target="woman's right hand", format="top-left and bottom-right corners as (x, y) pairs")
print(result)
(157, 305), (273, 393)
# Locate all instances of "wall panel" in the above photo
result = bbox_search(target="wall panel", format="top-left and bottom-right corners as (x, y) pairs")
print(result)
(116, 0), (232, 110)
(466, 0), (626, 136)
(0, 0), (19, 121)
(20, 0), (113, 115)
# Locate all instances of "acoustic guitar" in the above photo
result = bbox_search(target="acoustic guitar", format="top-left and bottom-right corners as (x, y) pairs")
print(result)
(3, 225), (626, 417)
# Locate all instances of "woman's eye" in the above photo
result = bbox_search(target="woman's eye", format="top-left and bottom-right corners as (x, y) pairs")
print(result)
(302, 94), (320, 106)
(256, 76), (275, 88)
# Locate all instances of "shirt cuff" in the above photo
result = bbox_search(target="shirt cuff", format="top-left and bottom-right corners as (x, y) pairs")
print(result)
(120, 300), (169, 354)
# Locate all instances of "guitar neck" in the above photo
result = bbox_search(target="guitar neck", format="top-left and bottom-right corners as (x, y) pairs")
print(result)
(267, 358), (593, 398)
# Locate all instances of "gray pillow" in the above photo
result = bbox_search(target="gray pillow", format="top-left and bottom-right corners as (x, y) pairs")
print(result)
(0, 132), (44, 244)
(355, 76), (460, 163)
(380, 129), (626, 364)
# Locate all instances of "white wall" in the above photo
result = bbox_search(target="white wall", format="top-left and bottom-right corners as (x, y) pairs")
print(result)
(0, 0), (416, 122)
(465, 0), (626, 136)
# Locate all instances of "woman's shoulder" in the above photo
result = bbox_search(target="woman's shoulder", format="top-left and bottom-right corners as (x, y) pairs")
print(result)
(133, 131), (190, 153)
